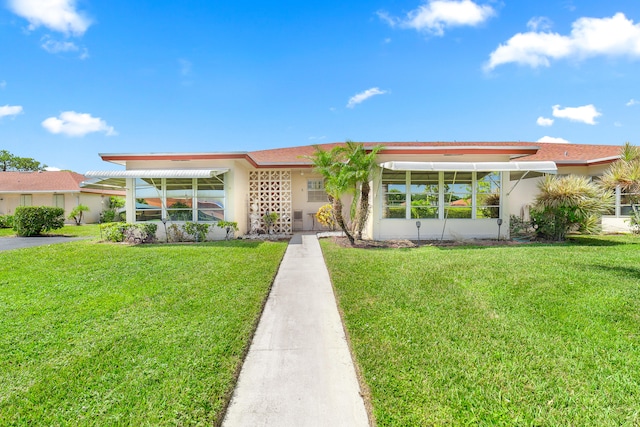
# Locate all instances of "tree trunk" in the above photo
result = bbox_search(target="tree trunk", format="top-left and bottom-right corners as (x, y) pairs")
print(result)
(354, 181), (371, 240)
(333, 197), (355, 245)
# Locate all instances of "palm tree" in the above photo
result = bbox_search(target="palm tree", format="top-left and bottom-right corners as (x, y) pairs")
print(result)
(340, 141), (384, 240)
(532, 175), (613, 241)
(600, 142), (640, 214)
(306, 145), (356, 244)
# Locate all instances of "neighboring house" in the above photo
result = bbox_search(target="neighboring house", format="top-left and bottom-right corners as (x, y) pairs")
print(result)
(0, 171), (125, 224)
(83, 142), (626, 240)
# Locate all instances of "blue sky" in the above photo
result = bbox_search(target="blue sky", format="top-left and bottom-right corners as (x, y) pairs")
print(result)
(1, 0), (640, 172)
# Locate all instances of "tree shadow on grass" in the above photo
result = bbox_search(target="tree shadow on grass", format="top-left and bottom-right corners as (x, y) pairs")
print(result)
(587, 264), (640, 281)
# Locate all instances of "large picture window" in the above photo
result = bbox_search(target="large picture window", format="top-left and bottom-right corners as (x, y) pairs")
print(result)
(382, 170), (501, 220)
(134, 176), (225, 222)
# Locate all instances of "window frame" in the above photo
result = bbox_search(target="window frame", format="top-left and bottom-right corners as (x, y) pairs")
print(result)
(381, 170), (502, 220)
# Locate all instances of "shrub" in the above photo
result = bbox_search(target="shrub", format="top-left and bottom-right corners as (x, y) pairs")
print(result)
(100, 223), (157, 243)
(262, 212), (279, 234)
(123, 223), (157, 244)
(629, 210), (640, 235)
(315, 204), (335, 229)
(13, 206), (65, 236)
(167, 223), (187, 242)
(183, 222), (210, 242)
(217, 221), (238, 240)
(68, 204), (89, 225)
(0, 214), (14, 229)
(509, 215), (535, 238)
(100, 223), (127, 242)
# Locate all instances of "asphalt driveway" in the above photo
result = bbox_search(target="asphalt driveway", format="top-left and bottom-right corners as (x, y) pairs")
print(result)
(0, 236), (86, 251)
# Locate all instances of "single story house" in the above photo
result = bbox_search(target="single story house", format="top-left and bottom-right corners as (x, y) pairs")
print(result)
(83, 142), (628, 240)
(0, 171), (125, 224)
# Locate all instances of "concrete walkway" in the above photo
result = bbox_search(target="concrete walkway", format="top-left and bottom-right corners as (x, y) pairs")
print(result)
(223, 234), (369, 427)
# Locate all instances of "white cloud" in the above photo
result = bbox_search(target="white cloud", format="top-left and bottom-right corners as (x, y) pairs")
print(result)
(552, 104), (601, 125)
(626, 99), (639, 106)
(527, 17), (552, 32)
(44, 166), (61, 171)
(538, 136), (571, 144)
(536, 116), (554, 127)
(0, 105), (23, 118)
(41, 111), (117, 137)
(347, 87), (388, 108)
(614, 121), (623, 127)
(378, 0), (495, 36)
(0, 81), (6, 90)
(8, 0), (91, 36)
(486, 13), (640, 70)
(308, 136), (327, 141)
(41, 38), (79, 53)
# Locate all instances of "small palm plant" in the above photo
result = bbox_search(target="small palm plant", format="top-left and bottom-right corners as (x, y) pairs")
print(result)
(531, 175), (612, 241)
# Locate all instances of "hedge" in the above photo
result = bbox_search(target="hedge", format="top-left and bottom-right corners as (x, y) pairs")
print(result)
(13, 206), (65, 236)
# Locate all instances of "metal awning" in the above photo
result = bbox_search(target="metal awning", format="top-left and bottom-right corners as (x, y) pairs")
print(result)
(80, 169), (228, 190)
(379, 161), (557, 173)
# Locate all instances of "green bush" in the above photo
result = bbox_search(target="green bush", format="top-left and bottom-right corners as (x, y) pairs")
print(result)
(183, 222), (210, 242)
(0, 214), (14, 229)
(13, 206), (65, 236)
(100, 223), (127, 242)
(100, 223), (157, 244)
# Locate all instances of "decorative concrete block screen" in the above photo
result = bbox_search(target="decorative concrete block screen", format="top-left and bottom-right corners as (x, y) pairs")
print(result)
(248, 170), (292, 234)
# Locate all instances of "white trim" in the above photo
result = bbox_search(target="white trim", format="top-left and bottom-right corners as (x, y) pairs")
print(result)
(84, 169), (228, 179)
(379, 161), (557, 173)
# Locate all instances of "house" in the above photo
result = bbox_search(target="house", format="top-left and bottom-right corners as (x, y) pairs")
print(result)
(82, 142), (626, 240)
(0, 171), (125, 224)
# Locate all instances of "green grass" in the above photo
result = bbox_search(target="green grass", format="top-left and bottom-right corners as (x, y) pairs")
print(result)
(0, 239), (287, 425)
(0, 224), (102, 238)
(321, 235), (640, 426)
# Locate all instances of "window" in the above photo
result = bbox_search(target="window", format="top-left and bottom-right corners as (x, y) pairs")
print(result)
(476, 172), (500, 218)
(135, 178), (163, 221)
(381, 170), (502, 220)
(620, 189), (640, 216)
(444, 172), (472, 219)
(53, 194), (65, 209)
(134, 177), (225, 222)
(382, 171), (407, 218)
(20, 194), (32, 206)
(197, 177), (225, 221)
(410, 172), (439, 219)
(166, 178), (194, 221)
(307, 179), (328, 202)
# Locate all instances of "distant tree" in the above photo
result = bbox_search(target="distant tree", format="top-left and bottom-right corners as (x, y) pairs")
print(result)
(0, 150), (47, 171)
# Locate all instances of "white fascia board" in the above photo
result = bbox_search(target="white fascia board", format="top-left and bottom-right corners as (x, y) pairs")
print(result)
(84, 169), (229, 179)
(379, 161), (557, 173)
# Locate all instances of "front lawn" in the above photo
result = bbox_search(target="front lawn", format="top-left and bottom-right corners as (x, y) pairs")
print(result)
(0, 224), (102, 238)
(0, 240), (287, 425)
(321, 235), (640, 426)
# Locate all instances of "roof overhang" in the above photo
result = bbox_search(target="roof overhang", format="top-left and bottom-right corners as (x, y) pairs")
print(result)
(80, 169), (228, 190)
(379, 161), (557, 174)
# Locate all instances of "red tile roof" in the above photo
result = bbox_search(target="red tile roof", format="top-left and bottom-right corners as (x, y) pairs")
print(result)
(0, 171), (122, 194)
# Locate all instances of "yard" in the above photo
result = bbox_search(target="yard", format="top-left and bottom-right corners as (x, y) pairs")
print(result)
(321, 235), (640, 426)
(0, 239), (287, 425)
